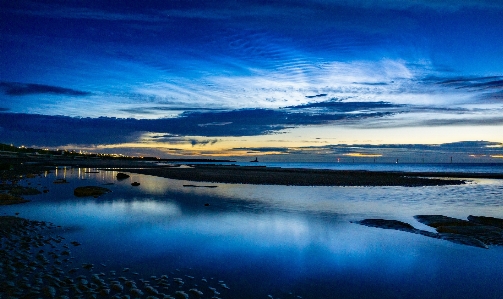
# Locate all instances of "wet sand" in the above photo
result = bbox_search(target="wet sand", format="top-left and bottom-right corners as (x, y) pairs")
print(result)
(3, 157), (503, 187)
(120, 164), (470, 186)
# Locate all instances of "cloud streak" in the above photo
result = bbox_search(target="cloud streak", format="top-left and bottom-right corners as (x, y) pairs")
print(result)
(231, 141), (503, 162)
(0, 99), (396, 147)
(0, 82), (91, 97)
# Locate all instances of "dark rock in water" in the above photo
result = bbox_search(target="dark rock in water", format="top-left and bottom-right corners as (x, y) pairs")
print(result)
(468, 215), (503, 229)
(116, 172), (130, 180)
(74, 186), (111, 197)
(131, 182), (140, 186)
(53, 178), (68, 184)
(355, 215), (503, 249)
(8, 186), (42, 196)
(437, 233), (489, 249)
(0, 193), (30, 205)
(183, 184), (218, 188)
(414, 215), (476, 228)
(356, 219), (416, 233)
(436, 225), (503, 246)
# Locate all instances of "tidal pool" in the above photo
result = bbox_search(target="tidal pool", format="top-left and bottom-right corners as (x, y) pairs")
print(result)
(2, 167), (503, 298)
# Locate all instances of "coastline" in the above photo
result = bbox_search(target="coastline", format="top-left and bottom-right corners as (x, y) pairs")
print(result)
(2, 157), (503, 298)
(3, 157), (503, 189)
(119, 165), (472, 186)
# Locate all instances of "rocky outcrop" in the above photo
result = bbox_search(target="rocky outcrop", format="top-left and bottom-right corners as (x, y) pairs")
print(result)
(116, 172), (130, 180)
(8, 186), (41, 196)
(0, 193), (30, 205)
(467, 215), (503, 229)
(73, 186), (111, 197)
(414, 215), (476, 228)
(355, 215), (503, 249)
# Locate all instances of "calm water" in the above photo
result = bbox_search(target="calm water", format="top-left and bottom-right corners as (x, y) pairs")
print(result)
(168, 161), (503, 174)
(2, 165), (503, 298)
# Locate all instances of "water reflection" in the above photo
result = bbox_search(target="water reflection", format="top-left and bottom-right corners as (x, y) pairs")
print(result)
(3, 168), (503, 299)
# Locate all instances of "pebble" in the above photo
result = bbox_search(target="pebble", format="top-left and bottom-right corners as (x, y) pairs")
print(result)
(0, 215), (240, 299)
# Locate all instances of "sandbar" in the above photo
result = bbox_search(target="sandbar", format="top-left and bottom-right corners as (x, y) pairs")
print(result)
(120, 164), (471, 186)
(3, 157), (503, 187)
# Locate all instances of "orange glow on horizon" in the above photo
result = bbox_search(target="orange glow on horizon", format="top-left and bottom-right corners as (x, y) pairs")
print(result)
(343, 153), (383, 158)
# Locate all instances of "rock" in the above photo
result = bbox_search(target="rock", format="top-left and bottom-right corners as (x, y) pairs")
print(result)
(175, 291), (189, 299)
(414, 215), (475, 228)
(42, 286), (56, 297)
(189, 288), (204, 297)
(145, 285), (159, 295)
(53, 178), (68, 184)
(124, 280), (136, 288)
(0, 193), (30, 205)
(131, 182), (140, 186)
(116, 173), (130, 180)
(73, 186), (111, 197)
(436, 225), (503, 246)
(111, 283), (123, 292)
(356, 219), (416, 233)
(468, 215), (503, 229)
(438, 233), (488, 249)
(8, 186), (42, 196)
(355, 215), (503, 249)
(130, 288), (144, 296)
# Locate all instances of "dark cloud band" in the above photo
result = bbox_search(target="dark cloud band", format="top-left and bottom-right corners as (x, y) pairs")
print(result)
(0, 82), (91, 96)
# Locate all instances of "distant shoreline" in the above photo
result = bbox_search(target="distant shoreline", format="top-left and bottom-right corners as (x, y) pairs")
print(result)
(118, 164), (488, 186)
(2, 157), (503, 187)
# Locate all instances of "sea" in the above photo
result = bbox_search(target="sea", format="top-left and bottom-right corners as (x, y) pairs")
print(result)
(2, 162), (503, 299)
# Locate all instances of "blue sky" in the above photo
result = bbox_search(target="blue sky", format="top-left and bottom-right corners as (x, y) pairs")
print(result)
(1, 0), (502, 161)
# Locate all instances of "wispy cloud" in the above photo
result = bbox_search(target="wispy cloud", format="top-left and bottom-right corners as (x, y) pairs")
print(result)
(0, 82), (91, 96)
(223, 141), (503, 162)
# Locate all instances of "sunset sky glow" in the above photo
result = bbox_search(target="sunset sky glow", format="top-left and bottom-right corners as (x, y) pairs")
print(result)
(1, 0), (503, 161)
